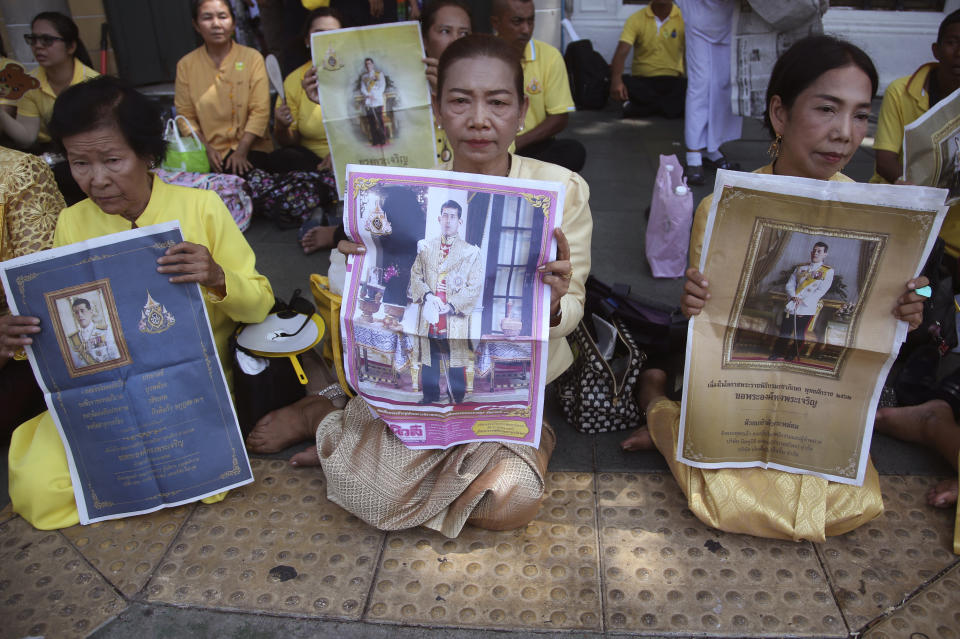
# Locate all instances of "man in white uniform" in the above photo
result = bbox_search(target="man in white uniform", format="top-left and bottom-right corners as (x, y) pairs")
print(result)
(360, 57), (388, 146)
(67, 297), (120, 369)
(769, 242), (834, 362)
(680, 0), (742, 185)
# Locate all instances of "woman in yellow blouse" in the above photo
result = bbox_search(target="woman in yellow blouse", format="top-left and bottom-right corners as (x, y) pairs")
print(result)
(0, 77), (274, 530)
(175, 0), (273, 176)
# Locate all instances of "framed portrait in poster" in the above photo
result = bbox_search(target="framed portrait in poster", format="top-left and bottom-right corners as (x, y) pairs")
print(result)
(340, 165), (565, 450)
(679, 171), (947, 485)
(904, 86), (960, 204)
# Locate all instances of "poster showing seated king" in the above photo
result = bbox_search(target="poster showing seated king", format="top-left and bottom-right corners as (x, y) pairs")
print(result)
(311, 22), (436, 195)
(341, 165), (565, 450)
(904, 86), (960, 204)
(679, 171), (946, 485)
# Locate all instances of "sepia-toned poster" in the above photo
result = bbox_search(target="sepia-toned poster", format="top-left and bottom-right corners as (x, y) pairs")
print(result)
(680, 171), (947, 484)
(0, 223), (253, 524)
(904, 86), (960, 204)
(311, 22), (436, 195)
(340, 165), (565, 450)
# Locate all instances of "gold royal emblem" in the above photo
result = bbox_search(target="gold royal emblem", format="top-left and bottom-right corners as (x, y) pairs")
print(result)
(139, 291), (176, 334)
(322, 46), (343, 71)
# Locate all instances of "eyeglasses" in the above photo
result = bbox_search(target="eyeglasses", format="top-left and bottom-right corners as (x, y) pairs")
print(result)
(24, 33), (66, 47)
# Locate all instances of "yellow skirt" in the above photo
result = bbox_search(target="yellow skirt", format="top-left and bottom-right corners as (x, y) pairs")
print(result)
(648, 398), (884, 542)
(9, 411), (227, 530)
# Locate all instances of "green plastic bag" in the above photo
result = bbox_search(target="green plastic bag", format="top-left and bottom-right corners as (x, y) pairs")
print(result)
(162, 115), (210, 173)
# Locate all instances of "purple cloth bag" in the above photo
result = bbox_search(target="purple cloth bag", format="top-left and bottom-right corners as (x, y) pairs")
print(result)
(645, 154), (693, 278)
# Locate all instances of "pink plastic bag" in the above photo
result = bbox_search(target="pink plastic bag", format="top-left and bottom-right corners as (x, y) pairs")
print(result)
(645, 154), (693, 278)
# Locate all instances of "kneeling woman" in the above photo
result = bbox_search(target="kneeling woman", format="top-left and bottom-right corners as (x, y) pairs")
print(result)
(623, 36), (930, 542)
(1, 77), (274, 530)
(247, 35), (592, 537)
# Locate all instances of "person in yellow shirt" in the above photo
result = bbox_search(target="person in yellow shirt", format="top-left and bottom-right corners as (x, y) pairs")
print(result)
(175, 0), (273, 176)
(609, 0), (685, 119)
(491, 0), (585, 173)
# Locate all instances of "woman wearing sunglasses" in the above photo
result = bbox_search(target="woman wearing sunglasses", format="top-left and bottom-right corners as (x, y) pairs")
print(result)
(0, 12), (97, 151)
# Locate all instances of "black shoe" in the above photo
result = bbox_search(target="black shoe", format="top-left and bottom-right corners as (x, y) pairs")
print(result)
(703, 155), (741, 171)
(686, 164), (705, 186)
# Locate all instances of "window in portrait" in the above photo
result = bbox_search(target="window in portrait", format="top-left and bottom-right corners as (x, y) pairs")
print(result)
(722, 219), (886, 379)
(45, 279), (131, 378)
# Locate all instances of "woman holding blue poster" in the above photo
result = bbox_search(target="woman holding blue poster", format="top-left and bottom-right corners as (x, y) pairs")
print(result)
(0, 76), (274, 530)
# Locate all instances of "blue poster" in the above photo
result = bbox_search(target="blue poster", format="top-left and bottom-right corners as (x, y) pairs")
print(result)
(0, 222), (253, 523)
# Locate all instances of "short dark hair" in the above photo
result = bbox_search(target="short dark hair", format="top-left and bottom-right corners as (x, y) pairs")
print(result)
(763, 35), (878, 136)
(437, 34), (524, 103)
(814, 241), (829, 252)
(32, 12), (93, 68)
(938, 10), (960, 44)
(72, 297), (91, 310)
(440, 199), (463, 218)
(421, 0), (472, 37)
(49, 76), (168, 167)
(492, 0), (532, 18)
(191, 0), (235, 21)
(302, 7), (347, 41)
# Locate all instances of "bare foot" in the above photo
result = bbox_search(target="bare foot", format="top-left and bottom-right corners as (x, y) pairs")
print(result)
(246, 395), (334, 453)
(301, 225), (337, 255)
(622, 426), (654, 451)
(290, 444), (322, 467)
(875, 399), (953, 445)
(927, 478), (959, 509)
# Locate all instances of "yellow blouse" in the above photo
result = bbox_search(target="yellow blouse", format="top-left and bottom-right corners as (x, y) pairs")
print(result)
(17, 59), (99, 143)
(278, 61), (328, 158)
(175, 43), (273, 156)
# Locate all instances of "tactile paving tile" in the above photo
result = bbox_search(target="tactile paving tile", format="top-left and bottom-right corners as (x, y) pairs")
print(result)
(145, 458), (384, 619)
(597, 472), (846, 637)
(817, 475), (958, 632)
(367, 472), (602, 631)
(861, 561), (960, 639)
(0, 516), (126, 639)
(61, 503), (195, 596)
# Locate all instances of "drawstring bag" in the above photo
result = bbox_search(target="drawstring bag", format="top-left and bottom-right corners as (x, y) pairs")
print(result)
(162, 115), (210, 174)
(645, 154), (693, 278)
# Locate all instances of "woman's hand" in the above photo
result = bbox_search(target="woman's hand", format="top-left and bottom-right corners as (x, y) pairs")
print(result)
(157, 242), (227, 298)
(369, 0), (384, 17)
(894, 276), (930, 331)
(302, 66), (319, 104)
(206, 146), (224, 173)
(538, 228), (572, 320)
(337, 240), (366, 255)
(223, 149), (253, 176)
(317, 154), (332, 172)
(423, 57), (439, 95)
(276, 103), (294, 129)
(0, 314), (41, 358)
(682, 267), (711, 318)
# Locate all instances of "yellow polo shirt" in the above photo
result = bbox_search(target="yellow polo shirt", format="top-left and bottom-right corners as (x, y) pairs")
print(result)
(17, 58), (99, 143)
(619, 5), (684, 78)
(277, 61), (328, 158)
(521, 39), (575, 132)
(175, 43), (273, 156)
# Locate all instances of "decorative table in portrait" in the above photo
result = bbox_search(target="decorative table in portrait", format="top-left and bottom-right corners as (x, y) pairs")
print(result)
(680, 170), (947, 484)
(341, 165), (564, 449)
(0, 222), (253, 524)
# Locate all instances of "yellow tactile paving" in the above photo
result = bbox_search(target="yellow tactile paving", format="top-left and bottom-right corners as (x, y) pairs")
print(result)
(61, 503), (195, 597)
(862, 561), (960, 639)
(597, 472), (847, 637)
(817, 475), (958, 632)
(144, 458), (385, 619)
(0, 516), (126, 639)
(367, 472), (603, 631)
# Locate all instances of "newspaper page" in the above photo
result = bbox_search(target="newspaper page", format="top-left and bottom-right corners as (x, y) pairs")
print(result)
(311, 22), (436, 195)
(0, 223), (253, 524)
(340, 165), (564, 450)
(730, 1), (824, 118)
(904, 86), (960, 204)
(679, 171), (947, 485)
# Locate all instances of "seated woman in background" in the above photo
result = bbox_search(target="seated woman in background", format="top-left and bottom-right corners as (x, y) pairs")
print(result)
(247, 34), (592, 538)
(621, 36), (930, 543)
(175, 0), (272, 176)
(0, 76), (274, 530)
(0, 12), (97, 204)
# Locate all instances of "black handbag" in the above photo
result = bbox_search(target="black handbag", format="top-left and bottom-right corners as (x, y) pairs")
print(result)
(555, 313), (647, 434)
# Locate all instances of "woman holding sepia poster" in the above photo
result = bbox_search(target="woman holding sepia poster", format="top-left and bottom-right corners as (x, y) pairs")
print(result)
(621, 36), (932, 542)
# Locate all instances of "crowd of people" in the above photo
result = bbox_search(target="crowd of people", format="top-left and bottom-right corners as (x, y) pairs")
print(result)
(0, 0), (956, 559)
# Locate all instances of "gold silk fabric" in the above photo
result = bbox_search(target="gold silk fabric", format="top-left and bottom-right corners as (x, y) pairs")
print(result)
(0, 147), (64, 314)
(648, 398), (883, 542)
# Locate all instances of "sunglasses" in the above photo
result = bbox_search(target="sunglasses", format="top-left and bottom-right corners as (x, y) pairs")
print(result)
(24, 33), (66, 47)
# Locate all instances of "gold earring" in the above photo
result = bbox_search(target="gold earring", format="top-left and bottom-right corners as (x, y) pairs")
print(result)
(768, 134), (782, 158)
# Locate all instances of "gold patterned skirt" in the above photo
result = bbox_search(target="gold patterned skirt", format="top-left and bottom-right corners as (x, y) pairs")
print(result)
(648, 398), (884, 542)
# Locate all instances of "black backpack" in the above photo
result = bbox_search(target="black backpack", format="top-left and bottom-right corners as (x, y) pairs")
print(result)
(563, 39), (610, 110)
